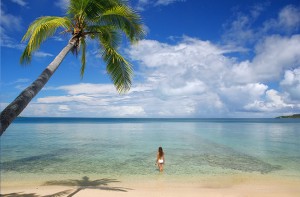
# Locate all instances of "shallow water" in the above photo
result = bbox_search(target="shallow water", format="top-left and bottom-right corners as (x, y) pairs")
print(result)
(1, 118), (300, 185)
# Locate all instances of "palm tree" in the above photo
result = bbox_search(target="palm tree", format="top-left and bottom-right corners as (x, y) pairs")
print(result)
(0, 0), (145, 136)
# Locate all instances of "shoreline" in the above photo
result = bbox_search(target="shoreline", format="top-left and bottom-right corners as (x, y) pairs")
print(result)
(2, 174), (300, 197)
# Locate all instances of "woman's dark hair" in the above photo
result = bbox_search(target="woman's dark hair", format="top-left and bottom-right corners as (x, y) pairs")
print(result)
(158, 147), (164, 157)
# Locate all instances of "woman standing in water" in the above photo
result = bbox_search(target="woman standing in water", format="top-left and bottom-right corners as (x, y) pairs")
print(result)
(156, 147), (165, 172)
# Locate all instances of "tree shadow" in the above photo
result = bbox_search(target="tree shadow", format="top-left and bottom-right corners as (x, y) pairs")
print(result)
(1, 176), (131, 197)
(44, 176), (131, 196)
(1, 190), (72, 197)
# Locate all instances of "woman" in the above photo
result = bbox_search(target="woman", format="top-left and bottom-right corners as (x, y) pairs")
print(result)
(156, 147), (165, 172)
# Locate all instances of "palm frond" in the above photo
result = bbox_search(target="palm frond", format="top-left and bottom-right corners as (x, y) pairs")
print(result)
(100, 5), (145, 43)
(20, 45), (33, 65)
(96, 24), (133, 93)
(68, 0), (90, 28)
(87, 25), (121, 48)
(68, 0), (90, 15)
(101, 42), (133, 93)
(79, 0), (118, 20)
(68, 0), (117, 22)
(20, 16), (72, 64)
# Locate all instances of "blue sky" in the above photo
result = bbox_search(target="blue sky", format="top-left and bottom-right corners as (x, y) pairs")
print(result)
(1, 0), (300, 118)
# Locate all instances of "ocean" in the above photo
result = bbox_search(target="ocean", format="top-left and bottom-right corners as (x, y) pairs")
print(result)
(1, 118), (300, 186)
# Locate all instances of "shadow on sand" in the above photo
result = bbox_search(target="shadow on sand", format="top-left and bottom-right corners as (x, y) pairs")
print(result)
(2, 176), (131, 197)
(0, 190), (72, 197)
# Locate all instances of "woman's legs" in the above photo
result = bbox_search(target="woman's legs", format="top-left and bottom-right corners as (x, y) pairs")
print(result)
(159, 163), (164, 172)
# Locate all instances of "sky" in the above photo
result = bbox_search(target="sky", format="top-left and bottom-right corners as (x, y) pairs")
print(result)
(1, 0), (300, 118)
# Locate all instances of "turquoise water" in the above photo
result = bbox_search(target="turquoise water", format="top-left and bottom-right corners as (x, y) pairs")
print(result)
(1, 118), (300, 184)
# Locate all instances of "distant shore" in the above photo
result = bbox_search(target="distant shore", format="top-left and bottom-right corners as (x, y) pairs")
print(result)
(276, 114), (300, 118)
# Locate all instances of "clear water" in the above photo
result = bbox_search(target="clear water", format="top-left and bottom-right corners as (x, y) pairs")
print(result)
(1, 118), (300, 184)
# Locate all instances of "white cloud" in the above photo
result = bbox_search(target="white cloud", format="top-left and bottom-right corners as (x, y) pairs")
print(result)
(280, 68), (300, 101)
(37, 95), (102, 105)
(0, 6), (22, 31)
(52, 36), (64, 42)
(0, 5), (54, 59)
(0, 5), (25, 50)
(281, 68), (300, 86)
(228, 35), (300, 84)
(30, 83), (148, 117)
(135, 0), (150, 11)
(10, 0), (28, 7)
(220, 83), (268, 108)
(278, 5), (300, 30)
(34, 51), (54, 58)
(19, 28), (299, 118)
(23, 87), (147, 117)
(222, 4), (266, 47)
(223, 4), (300, 47)
(127, 35), (300, 116)
(55, 0), (69, 10)
(57, 83), (117, 95)
(155, 0), (185, 6)
(264, 5), (300, 33)
(251, 35), (300, 81)
(19, 103), (71, 117)
(0, 32), (24, 49)
(136, 0), (184, 11)
(127, 37), (234, 71)
(222, 13), (255, 46)
(58, 105), (70, 112)
(55, 0), (184, 12)
(4, 78), (30, 86)
(244, 89), (294, 112)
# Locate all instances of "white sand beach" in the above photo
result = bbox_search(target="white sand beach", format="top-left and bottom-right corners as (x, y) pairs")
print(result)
(2, 175), (300, 197)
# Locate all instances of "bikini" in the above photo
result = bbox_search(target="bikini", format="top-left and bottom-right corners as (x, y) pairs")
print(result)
(158, 158), (164, 164)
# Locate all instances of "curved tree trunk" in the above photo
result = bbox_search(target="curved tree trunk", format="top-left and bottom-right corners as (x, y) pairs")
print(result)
(0, 40), (76, 136)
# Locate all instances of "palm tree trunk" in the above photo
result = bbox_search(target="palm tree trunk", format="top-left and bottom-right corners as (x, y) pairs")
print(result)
(0, 40), (76, 136)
